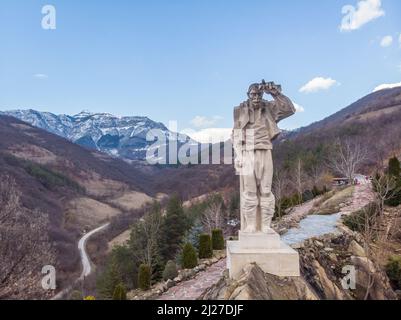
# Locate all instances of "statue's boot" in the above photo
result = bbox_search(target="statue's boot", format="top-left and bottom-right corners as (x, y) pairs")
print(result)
(242, 191), (258, 233)
(260, 192), (275, 233)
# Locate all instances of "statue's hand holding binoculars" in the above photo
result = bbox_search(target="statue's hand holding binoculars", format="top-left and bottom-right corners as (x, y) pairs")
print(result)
(260, 80), (282, 96)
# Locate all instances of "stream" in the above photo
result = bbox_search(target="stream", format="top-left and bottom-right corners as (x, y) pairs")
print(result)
(281, 213), (343, 246)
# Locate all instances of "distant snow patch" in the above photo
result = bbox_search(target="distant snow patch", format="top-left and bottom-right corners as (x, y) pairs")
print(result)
(372, 82), (401, 92)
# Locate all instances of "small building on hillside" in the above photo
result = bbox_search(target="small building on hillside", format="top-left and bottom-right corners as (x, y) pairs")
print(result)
(332, 178), (350, 186)
(332, 174), (370, 187)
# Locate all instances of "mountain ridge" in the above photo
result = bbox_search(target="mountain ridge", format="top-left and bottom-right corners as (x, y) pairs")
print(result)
(295, 87), (401, 134)
(0, 109), (194, 161)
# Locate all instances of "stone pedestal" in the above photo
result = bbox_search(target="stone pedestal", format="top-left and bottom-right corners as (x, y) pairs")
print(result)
(227, 229), (300, 279)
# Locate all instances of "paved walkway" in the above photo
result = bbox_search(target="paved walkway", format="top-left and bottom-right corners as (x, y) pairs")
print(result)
(157, 259), (227, 300)
(340, 183), (375, 215)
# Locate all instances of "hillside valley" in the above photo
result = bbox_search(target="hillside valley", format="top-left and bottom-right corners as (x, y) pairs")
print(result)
(1, 86), (401, 299)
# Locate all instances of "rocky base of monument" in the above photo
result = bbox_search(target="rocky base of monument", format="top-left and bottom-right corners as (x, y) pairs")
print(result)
(200, 263), (318, 300)
(227, 229), (300, 279)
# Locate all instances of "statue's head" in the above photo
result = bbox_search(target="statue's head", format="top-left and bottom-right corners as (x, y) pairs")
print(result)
(247, 83), (263, 106)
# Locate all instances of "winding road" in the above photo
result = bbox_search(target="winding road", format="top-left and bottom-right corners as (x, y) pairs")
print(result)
(51, 223), (109, 300)
(78, 223), (110, 280)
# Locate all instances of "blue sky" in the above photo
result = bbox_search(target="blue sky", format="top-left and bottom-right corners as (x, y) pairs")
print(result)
(0, 0), (400, 141)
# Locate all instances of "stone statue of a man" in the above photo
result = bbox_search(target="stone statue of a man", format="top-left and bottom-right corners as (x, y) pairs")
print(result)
(233, 81), (296, 234)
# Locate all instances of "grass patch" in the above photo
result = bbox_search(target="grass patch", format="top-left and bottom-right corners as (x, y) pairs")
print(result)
(310, 186), (354, 215)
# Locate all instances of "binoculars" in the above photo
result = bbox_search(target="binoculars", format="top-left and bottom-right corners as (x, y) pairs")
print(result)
(260, 80), (282, 93)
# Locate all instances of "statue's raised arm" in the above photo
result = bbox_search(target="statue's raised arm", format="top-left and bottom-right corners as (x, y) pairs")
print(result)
(263, 83), (296, 123)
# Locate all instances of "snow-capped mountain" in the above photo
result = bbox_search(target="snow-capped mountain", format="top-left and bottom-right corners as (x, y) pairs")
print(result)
(1, 109), (195, 161)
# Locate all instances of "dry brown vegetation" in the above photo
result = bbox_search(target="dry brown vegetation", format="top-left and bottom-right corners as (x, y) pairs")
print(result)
(310, 187), (354, 215)
(0, 175), (56, 299)
(108, 191), (153, 211)
(107, 229), (131, 251)
(65, 197), (121, 229)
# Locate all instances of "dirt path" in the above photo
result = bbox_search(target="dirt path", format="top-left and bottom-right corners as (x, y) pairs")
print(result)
(157, 259), (227, 300)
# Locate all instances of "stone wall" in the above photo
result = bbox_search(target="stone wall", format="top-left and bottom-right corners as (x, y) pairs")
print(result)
(128, 251), (226, 300)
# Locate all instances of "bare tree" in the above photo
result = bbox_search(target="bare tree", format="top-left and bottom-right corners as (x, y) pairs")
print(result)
(345, 201), (381, 300)
(273, 169), (287, 219)
(0, 175), (54, 299)
(373, 175), (400, 215)
(328, 139), (367, 183)
(129, 206), (162, 269)
(372, 174), (401, 241)
(142, 209), (162, 268)
(290, 158), (305, 204)
(309, 162), (325, 188)
(202, 201), (224, 234)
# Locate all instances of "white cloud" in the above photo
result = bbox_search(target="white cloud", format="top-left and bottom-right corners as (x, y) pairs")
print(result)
(34, 74), (48, 79)
(380, 35), (393, 47)
(372, 82), (401, 92)
(299, 77), (339, 94)
(293, 102), (305, 113)
(399, 34), (401, 47)
(181, 128), (232, 144)
(190, 115), (223, 128)
(340, 0), (385, 32)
